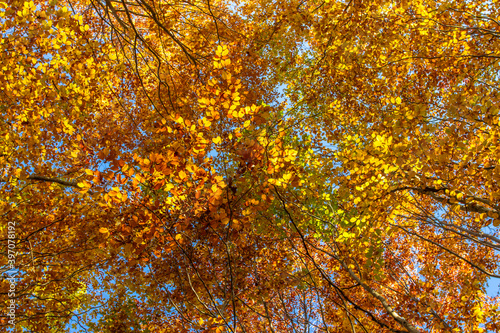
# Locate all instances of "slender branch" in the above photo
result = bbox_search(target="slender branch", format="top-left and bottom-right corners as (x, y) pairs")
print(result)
(27, 175), (79, 188)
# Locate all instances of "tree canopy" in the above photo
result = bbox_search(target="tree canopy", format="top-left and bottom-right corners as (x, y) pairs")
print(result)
(1, 0), (499, 331)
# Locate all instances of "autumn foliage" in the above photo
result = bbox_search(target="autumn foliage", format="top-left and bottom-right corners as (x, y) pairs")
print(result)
(1, 0), (500, 331)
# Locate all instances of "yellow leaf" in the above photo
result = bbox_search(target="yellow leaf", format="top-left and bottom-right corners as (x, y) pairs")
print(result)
(212, 136), (222, 144)
(99, 227), (109, 233)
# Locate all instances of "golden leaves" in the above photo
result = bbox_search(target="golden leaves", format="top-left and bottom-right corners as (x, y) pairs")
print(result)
(4, 0), (500, 330)
(213, 44), (231, 68)
(77, 180), (91, 189)
(216, 45), (229, 57)
(198, 117), (212, 128)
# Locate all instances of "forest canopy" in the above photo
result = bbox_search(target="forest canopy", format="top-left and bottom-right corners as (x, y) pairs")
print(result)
(1, 0), (500, 331)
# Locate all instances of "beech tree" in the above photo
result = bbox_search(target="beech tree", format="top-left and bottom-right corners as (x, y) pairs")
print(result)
(1, 0), (499, 332)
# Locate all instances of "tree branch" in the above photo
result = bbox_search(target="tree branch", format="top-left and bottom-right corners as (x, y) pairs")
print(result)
(27, 175), (79, 188)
